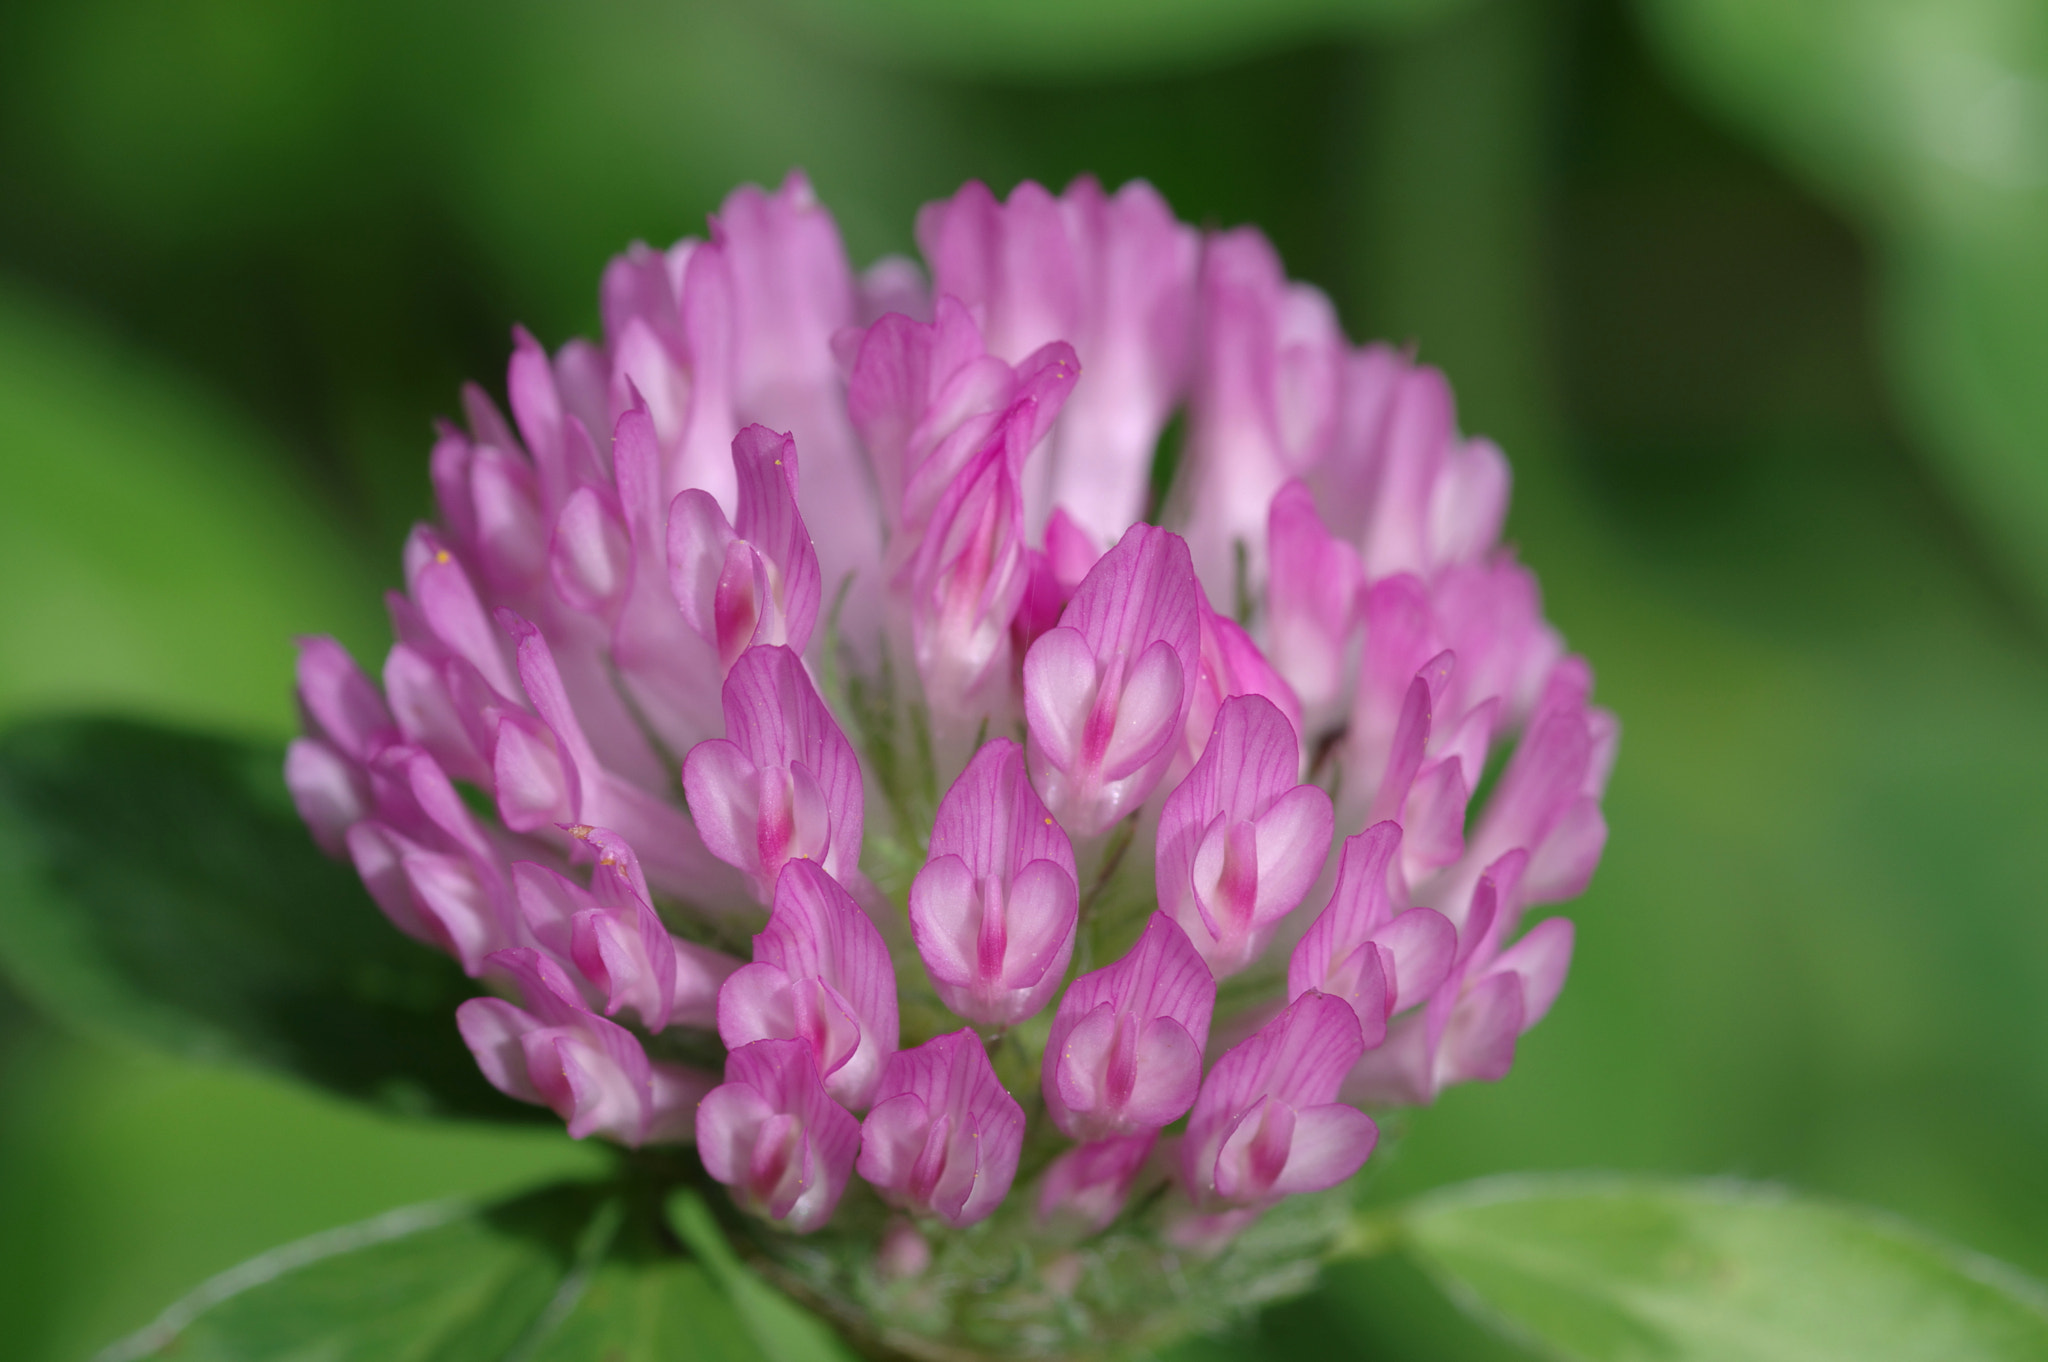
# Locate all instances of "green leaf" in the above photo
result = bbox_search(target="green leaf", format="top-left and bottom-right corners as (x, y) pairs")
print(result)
(1638, 0), (2048, 616)
(0, 284), (382, 735)
(668, 1190), (860, 1362)
(99, 1181), (768, 1362)
(0, 715), (532, 1121)
(764, 0), (1470, 77)
(1399, 1174), (2048, 1362)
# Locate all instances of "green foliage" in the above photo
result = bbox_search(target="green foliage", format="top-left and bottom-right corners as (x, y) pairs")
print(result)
(1639, 0), (2048, 614)
(0, 287), (381, 734)
(0, 716), (531, 1120)
(1398, 1175), (2048, 1361)
(99, 1181), (777, 1362)
(762, 0), (1468, 76)
(669, 1190), (859, 1362)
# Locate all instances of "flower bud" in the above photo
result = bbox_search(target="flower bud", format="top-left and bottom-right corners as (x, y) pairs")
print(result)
(1178, 991), (1376, 1215)
(1263, 479), (1362, 729)
(698, 1037), (861, 1233)
(718, 858), (899, 1110)
(1156, 694), (1333, 977)
(458, 947), (712, 1146)
(1036, 1134), (1157, 1235)
(684, 644), (865, 902)
(1288, 823), (1457, 1049)
(668, 425), (823, 672)
(1043, 913), (1215, 1141)
(1023, 523), (1201, 837)
(908, 739), (1078, 1027)
(857, 1029), (1025, 1228)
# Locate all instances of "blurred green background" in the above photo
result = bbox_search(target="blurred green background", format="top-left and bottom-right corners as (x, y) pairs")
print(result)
(2, 0), (2046, 1357)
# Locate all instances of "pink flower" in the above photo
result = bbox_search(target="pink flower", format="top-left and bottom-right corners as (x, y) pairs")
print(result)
(509, 828), (740, 1032)
(1037, 1134), (1158, 1234)
(699, 1037), (862, 1233)
(1263, 480), (1363, 732)
(1176, 991), (1376, 1214)
(457, 947), (712, 1146)
(856, 1029), (1026, 1228)
(1346, 850), (1576, 1106)
(1023, 523), (1201, 837)
(667, 425), (822, 674)
(1307, 344), (1509, 582)
(684, 643), (865, 903)
(1155, 695), (1334, 977)
(908, 739), (1079, 1027)
(1043, 913), (1215, 1141)
(846, 295), (1078, 727)
(918, 177), (1197, 545)
(1180, 230), (1343, 608)
(717, 858), (899, 1111)
(1287, 823), (1456, 1049)
(291, 174), (1612, 1245)
(343, 744), (519, 976)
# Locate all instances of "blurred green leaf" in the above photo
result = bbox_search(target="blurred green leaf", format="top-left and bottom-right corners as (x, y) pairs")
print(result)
(1637, 0), (2048, 614)
(0, 715), (534, 1121)
(761, 0), (1468, 76)
(1401, 1175), (2048, 1361)
(669, 1190), (860, 1362)
(0, 285), (382, 734)
(100, 1180), (766, 1362)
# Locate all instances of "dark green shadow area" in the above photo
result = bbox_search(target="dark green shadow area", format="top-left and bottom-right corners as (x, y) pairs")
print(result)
(0, 716), (538, 1122)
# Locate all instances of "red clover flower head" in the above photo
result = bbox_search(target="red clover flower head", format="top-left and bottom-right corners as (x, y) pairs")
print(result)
(289, 172), (1614, 1263)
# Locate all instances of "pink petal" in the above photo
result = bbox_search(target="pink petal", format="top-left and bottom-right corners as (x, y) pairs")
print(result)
(466, 445), (547, 595)
(716, 962), (798, 1050)
(730, 425), (822, 654)
(1289, 823), (1402, 1007)
(1263, 480), (1362, 720)
(401, 848), (504, 976)
(1020, 626), (1096, 774)
(1400, 756), (1470, 878)
(1037, 1133), (1157, 1233)
(857, 1030), (1024, 1228)
(1523, 796), (1608, 905)
(285, 738), (367, 857)
(1122, 1016), (1207, 1130)
(701, 1037), (860, 1233)
(696, 1081), (776, 1187)
(1374, 907), (1458, 1016)
(1027, 523), (1201, 835)
(667, 485), (741, 647)
(382, 645), (489, 784)
(1100, 638), (1185, 781)
(999, 859), (1079, 990)
(1044, 506), (1102, 594)
(1429, 437), (1509, 566)
(723, 859), (898, 1111)
(511, 861), (589, 961)
(907, 855), (979, 987)
(1433, 971), (1525, 1088)
(404, 530), (518, 699)
(1271, 1103), (1378, 1196)
(1181, 991), (1365, 1210)
(491, 711), (573, 834)
(456, 997), (545, 1104)
(294, 637), (393, 762)
(1491, 915), (1574, 1030)
(1212, 1097), (1295, 1203)
(680, 738), (759, 879)
(1249, 783), (1335, 927)
(1043, 914), (1216, 1139)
